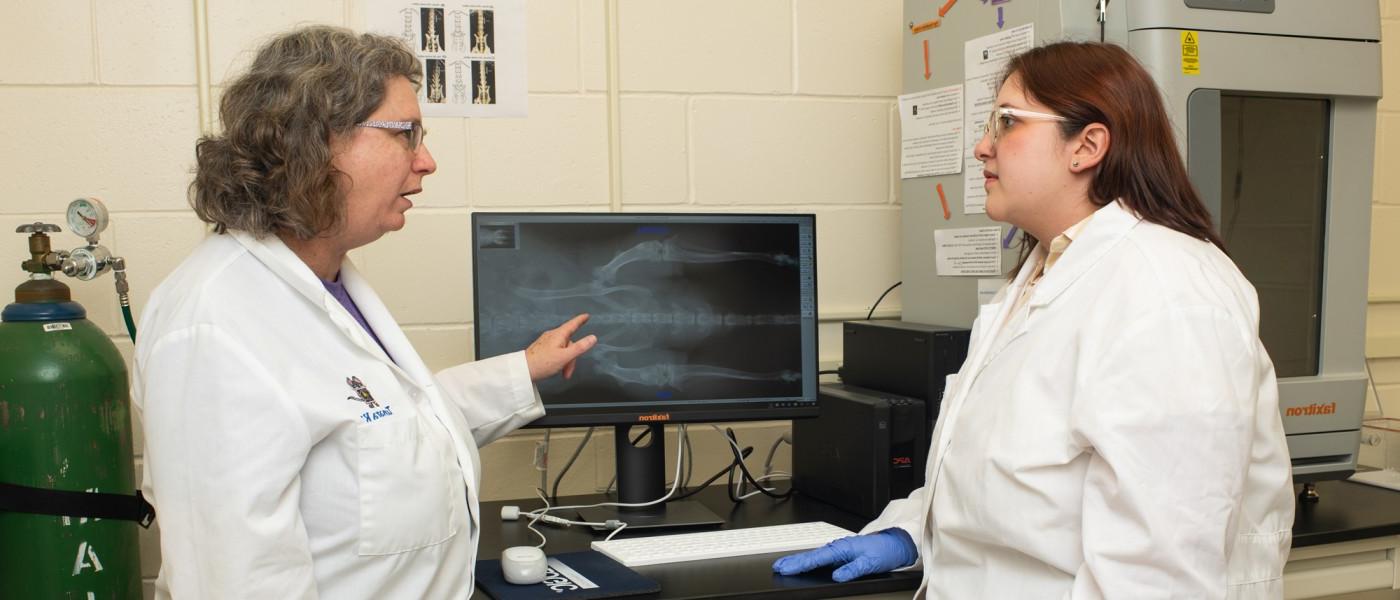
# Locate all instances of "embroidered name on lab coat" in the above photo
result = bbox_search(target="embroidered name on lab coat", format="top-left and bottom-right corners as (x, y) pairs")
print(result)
(360, 406), (394, 423)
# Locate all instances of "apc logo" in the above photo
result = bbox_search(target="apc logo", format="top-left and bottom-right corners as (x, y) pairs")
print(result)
(1285, 402), (1337, 418)
(891, 456), (913, 467)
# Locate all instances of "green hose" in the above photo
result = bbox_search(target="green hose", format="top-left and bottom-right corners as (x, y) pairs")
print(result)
(114, 260), (136, 342)
(121, 302), (137, 343)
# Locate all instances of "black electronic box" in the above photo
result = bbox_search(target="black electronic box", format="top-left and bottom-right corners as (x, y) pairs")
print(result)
(792, 383), (926, 519)
(840, 320), (970, 449)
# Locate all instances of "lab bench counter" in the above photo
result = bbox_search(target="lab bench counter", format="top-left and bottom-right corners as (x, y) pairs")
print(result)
(1294, 480), (1400, 547)
(473, 486), (920, 600)
(474, 480), (1400, 599)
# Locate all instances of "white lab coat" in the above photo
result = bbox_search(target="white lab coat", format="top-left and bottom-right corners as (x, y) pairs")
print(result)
(132, 231), (543, 599)
(862, 200), (1294, 599)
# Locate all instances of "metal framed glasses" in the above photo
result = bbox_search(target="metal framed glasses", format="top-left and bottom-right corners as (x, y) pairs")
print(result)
(984, 107), (1067, 145)
(357, 120), (427, 151)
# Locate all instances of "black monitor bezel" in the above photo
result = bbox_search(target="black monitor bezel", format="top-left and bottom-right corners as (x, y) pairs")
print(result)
(470, 211), (820, 427)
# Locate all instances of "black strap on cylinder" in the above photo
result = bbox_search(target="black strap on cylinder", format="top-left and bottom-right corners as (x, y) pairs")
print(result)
(0, 482), (156, 528)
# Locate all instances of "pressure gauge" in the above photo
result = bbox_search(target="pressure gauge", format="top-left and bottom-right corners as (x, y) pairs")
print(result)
(67, 197), (109, 242)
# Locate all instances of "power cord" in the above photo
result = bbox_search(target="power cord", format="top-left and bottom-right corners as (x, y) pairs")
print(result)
(508, 424), (692, 548)
(682, 426), (695, 490)
(760, 433), (791, 480)
(549, 427), (594, 503)
(738, 430), (792, 500)
(866, 281), (902, 320)
(668, 445), (754, 502)
(537, 429), (551, 496)
(511, 489), (627, 547)
(714, 426), (793, 501)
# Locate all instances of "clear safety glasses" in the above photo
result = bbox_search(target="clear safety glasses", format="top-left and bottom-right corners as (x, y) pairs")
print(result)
(356, 120), (427, 151)
(984, 107), (1067, 146)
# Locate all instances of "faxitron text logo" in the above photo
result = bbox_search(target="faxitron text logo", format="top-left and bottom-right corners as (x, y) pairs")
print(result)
(1284, 402), (1337, 418)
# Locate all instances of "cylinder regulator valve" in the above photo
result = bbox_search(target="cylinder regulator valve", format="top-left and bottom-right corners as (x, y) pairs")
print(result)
(61, 197), (115, 281)
(17, 222), (63, 276)
(13, 198), (136, 341)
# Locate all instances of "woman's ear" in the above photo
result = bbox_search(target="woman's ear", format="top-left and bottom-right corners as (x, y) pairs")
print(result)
(1069, 123), (1110, 173)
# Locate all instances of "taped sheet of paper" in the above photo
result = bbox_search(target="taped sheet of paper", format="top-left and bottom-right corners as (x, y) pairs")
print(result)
(962, 23), (1033, 213)
(899, 84), (964, 179)
(935, 226), (1002, 276)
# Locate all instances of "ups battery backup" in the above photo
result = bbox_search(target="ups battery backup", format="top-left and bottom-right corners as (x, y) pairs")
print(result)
(793, 383), (926, 519)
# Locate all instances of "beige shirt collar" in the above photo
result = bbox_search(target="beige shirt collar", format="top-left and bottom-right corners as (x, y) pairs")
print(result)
(1042, 213), (1094, 277)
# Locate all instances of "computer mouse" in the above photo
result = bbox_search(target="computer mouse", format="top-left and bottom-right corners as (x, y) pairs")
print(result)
(501, 546), (548, 585)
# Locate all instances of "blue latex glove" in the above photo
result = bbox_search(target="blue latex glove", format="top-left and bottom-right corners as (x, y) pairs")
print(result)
(772, 528), (918, 582)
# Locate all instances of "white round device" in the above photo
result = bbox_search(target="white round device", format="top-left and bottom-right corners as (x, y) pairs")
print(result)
(66, 197), (109, 242)
(501, 546), (548, 585)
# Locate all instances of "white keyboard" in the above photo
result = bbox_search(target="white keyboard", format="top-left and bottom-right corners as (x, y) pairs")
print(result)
(591, 521), (856, 567)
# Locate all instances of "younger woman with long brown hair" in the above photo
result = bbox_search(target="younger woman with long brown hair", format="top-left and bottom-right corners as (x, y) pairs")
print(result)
(775, 41), (1293, 599)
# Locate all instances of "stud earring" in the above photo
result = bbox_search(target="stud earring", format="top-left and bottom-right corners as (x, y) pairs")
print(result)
(1071, 161), (1080, 168)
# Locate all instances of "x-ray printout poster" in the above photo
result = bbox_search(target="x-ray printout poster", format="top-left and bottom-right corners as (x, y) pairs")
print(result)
(962, 23), (1034, 214)
(363, 0), (527, 117)
(935, 226), (1002, 276)
(899, 84), (964, 179)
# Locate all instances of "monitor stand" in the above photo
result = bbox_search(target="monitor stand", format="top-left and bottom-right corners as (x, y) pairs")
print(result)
(575, 424), (724, 531)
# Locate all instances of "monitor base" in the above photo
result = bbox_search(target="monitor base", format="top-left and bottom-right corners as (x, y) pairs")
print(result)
(577, 500), (724, 532)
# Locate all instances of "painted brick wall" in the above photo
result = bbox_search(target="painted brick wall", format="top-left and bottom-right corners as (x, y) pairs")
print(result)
(2, 1), (1393, 596)
(1369, 1), (1400, 416)
(0, 1), (902, 594)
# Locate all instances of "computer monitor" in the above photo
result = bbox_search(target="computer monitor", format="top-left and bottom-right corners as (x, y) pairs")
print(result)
(472, 212), (818, 527)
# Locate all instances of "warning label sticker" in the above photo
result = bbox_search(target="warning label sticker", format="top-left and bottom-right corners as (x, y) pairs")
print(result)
(1181, 30), (1200, 76)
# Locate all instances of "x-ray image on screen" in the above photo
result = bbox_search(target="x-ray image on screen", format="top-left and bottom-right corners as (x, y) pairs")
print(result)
(473, 215), (815, 409)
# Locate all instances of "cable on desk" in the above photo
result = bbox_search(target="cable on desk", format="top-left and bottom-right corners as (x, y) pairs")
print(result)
(525, 488), (627, 547)
(682, 427), (695, 490)
(522, 426), (692, 547)
(717, 426), (793, 501)
(866, 281), (902, 320)
(670, 445), (754, 502)
(539, 429), (551, 495)
(761, 433), (791, 481)
(550, 427), (595, 504)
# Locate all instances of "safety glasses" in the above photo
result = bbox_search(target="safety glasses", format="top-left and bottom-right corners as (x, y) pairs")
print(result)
(356, 120), (427, 151)
(984, 107), (1067, 145)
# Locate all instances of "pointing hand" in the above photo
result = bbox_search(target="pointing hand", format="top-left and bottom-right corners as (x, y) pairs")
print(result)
(524, 313), (597, 381)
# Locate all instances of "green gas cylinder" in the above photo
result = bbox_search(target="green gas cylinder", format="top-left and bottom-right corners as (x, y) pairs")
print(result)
(0, 225), (142, 598)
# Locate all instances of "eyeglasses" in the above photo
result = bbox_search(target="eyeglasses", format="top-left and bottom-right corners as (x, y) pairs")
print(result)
(356, 120), (427, 151)
(983, 107), (1067, 145)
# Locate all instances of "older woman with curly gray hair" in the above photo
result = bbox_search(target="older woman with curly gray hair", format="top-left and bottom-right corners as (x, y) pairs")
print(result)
(134, 25), (594, 599)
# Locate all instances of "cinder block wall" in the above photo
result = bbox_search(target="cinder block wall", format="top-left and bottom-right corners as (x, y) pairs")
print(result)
(1370, 1), (1400, 416)
(1, 1), (1395, 596)
(0, 1), (902, 594)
